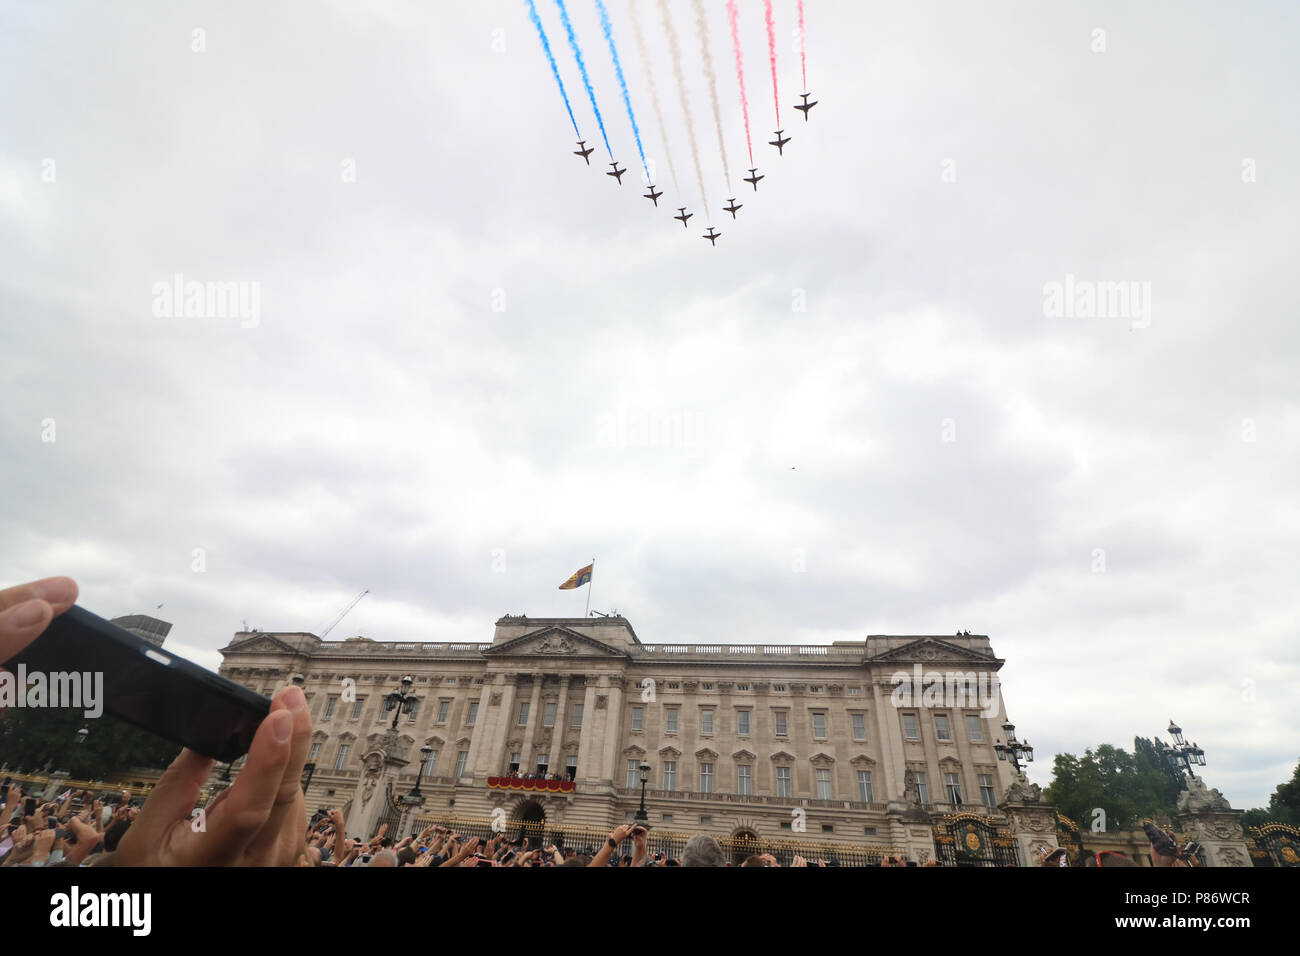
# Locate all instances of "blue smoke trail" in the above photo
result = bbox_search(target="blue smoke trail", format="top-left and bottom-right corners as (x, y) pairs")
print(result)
(526, 0), (580, 137)
(594, 0), (650, 183)
(554, 0), (612, 159)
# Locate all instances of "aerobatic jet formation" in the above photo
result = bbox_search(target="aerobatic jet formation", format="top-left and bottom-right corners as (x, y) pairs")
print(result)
(528, 0), (821, 248)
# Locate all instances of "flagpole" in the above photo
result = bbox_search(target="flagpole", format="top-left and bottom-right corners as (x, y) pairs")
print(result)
(584, 558), (595, 617)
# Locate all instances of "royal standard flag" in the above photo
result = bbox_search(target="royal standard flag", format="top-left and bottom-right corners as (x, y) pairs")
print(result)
(558, 563), (593, 590)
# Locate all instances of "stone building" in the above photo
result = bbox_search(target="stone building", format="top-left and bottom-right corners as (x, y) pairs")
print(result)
(217, 614), (1025, 860)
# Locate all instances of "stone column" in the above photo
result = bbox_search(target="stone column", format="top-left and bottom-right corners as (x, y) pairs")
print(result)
(548, 676), (572, 773)
(576, 675), (600, 783)
(599, 677), (626, 785)
(998, 777), (1060, 866)
(483, 675), (519, 777)
(1176, 777), (1252, 867)
(518, 674), (544, 772)
(345, 730), (410, 841)
(872, 677), (902, 801)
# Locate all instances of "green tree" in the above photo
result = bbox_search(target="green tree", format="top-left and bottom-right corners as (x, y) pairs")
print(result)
(0, 705), (178, 779)
(1044, 742), (1181, 831)
(1242, 757), (1300, 828)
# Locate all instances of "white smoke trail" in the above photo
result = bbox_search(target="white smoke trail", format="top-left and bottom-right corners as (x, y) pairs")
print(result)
(692, 0), (731, 194)
(658, 0), (708, 214)
(630, 0), (679, 195)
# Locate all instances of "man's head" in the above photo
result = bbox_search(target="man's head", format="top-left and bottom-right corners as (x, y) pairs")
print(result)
(740, 854), (766, 867)
(395, 846), (417, 866)
(681, 834), (725, 867)
(369, 849), (399, 867)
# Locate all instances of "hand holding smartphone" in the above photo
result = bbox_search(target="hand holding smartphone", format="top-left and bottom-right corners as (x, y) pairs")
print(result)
(3, 605), (271, 761)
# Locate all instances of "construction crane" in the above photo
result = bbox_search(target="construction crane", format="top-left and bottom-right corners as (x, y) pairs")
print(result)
(320, 589), (369, 638)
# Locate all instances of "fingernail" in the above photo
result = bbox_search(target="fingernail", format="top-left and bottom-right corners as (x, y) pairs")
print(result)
(286, 686), (307, 712)
(9, 600), (48, 629)
(271, 710), (293, 743)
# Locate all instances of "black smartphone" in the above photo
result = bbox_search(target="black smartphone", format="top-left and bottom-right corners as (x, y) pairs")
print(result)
(23, 798), (37, 817)
(4, 605), (270, 762)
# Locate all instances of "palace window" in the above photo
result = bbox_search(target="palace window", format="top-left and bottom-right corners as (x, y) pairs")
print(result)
(774, 711), (788, 737)
(631, 706), (644, 731)
(851, 713), (866, 741)
(543, 702), (557, 727)
(914, 771), (929, 804)
(737, 710), (750, 736)
(776, 766), (792, 798)
(903, 713), (920, 740)
(333, 743), (350, 770)
(966, 714), (984, 742)
(700, 763), (713, 793)
(979, 774), (997, 807)
(517, 701), (529, 726)
(738, 765), (752, 795)
(662, 761), (676, 790)
(536, 755), (549, 775)
(773, 684), (786, 692)
(566, 756), (578, 780)
(324, 697), (337, 719)
(466, 701), (478, 726)
(857, 770), (873, 802)
(509, 753), (520, 773)
(422, 750), (438, 778)
(812, 712), (827, 738)
(437, 700), (450, 724)
(701, 710), (714, 735)
(935, 714), (952, 741)
(944, 773), (963, 805)
(406, 698), (419, 723)
(454, 751), (468, 777)
(351, 698), (365, 720)
(667, 681), (681, 690)
(571, 704), (584, 729)
(308, 743), (322, 763)
(815, 768), (832, 800)
(666, 708), (679, 733)
(627, 760), (640, 789)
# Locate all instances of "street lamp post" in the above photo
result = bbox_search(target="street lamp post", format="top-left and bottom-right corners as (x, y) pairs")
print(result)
(1157, 720), (1206, 783)
(993, 722), (1034, 775)
(634, 762), (651, 824)
(384, 675), (418, 731)
(410, 745), (434, 798)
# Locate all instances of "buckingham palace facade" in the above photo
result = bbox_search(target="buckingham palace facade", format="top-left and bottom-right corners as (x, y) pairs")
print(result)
(217, 614), (1025, 856)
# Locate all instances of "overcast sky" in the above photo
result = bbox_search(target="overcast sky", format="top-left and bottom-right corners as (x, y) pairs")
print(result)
(1, 0), (1296, 811)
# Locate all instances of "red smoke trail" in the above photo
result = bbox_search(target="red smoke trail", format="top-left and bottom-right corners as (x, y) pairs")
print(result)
(726, 0), (753, 167)
(798, 0), (807, 91)
(763, 0), (780, 127)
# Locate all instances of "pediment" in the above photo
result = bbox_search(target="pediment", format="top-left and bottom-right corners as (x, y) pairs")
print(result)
(869, 637), (1001, 666)
(424, 735), (445, 747)
(623, 744), (647, 758)
(849, 753), (876, 767)
(732, 749), (756, 762)
(223, 633), (301, 656)
(695, 747), (719, 761)
(659, 745), (681, 758)
(482, 625), (629, 660)
(770, 750), (796, 763)
(809, 751), (835, 766)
